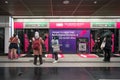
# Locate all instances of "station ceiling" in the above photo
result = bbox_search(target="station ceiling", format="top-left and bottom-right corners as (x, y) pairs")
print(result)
(0, 0), (120, 16)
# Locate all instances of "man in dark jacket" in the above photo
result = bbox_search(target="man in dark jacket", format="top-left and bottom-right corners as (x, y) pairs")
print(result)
(103, 35), (112, 62)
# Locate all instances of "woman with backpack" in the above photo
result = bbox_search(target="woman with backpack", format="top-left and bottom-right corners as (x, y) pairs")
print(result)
(32, 31), (44, 65)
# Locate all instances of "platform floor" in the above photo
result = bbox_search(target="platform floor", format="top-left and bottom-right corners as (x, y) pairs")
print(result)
(0, 54), (120, 80)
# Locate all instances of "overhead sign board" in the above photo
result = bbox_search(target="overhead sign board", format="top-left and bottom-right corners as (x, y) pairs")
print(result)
(91, 22), (115, 28)
(50, 22), (90, 28)
(24, 22), (49, 28)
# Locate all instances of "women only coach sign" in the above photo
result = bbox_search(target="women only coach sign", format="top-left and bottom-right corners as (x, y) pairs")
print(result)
(49, 22), (90, 29)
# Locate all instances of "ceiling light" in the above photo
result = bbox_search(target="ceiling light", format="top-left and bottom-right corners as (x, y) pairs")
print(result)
(5, 0), (8, 4)
(63, 0), (70, 5)
(93, 1), (97, 4)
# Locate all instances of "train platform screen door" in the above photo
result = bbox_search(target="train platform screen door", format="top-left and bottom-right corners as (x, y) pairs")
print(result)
(0, 28), (4, 53)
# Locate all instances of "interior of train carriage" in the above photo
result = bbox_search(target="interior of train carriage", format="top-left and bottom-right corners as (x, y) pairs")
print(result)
(14, 29), (49, 55)
(91, 28), (119, 55)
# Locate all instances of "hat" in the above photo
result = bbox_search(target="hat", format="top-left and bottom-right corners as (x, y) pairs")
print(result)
(35, 31), (39, 39)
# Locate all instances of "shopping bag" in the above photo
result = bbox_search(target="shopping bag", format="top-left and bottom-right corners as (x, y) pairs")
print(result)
(100, 41), (106, 50)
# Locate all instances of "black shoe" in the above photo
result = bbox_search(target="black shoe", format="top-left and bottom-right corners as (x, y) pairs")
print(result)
(34, 63), (37, 65)
(18, 72), (23, 76)
(104, 60), (110, 62)
(40, 61), (43, 65)
(103, 59), (107, 62)
(34, 55), (38, 65)
(106, 60), (110, 62)
(39, 55), (43, 65)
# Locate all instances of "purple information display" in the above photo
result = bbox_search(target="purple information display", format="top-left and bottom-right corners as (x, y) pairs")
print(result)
(49, 29), (90, 54)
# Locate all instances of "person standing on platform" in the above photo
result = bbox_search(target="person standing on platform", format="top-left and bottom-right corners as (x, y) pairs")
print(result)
(44, 33), (49, 54)
(32, 31), (44, 65)
(103, 35), (112, 62)
(16, 35), (21, 56)
(24, 34), (29, 54)
(51, 36), (60, 63)
(9, 33), (18, 59)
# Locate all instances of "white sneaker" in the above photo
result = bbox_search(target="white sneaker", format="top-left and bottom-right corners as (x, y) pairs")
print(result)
(53, 60), (58, 63)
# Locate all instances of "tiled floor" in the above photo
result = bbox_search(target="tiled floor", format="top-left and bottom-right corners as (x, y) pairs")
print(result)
(0, 54), (120, 80)
(1, 67), (120, 80)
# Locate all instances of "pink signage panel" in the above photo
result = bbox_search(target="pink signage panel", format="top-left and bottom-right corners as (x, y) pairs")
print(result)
(50, 22), (90, 28)
(14, 22), (23, 29)
(117, 22), (120, 28)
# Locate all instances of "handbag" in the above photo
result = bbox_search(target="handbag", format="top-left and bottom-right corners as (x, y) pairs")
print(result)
(100, 41), (106, 50)
(53, 45), (60, 52)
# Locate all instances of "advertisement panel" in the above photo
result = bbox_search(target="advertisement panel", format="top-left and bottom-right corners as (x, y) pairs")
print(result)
(49, 29), (90, 54)
(76, 38), (88, 53)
